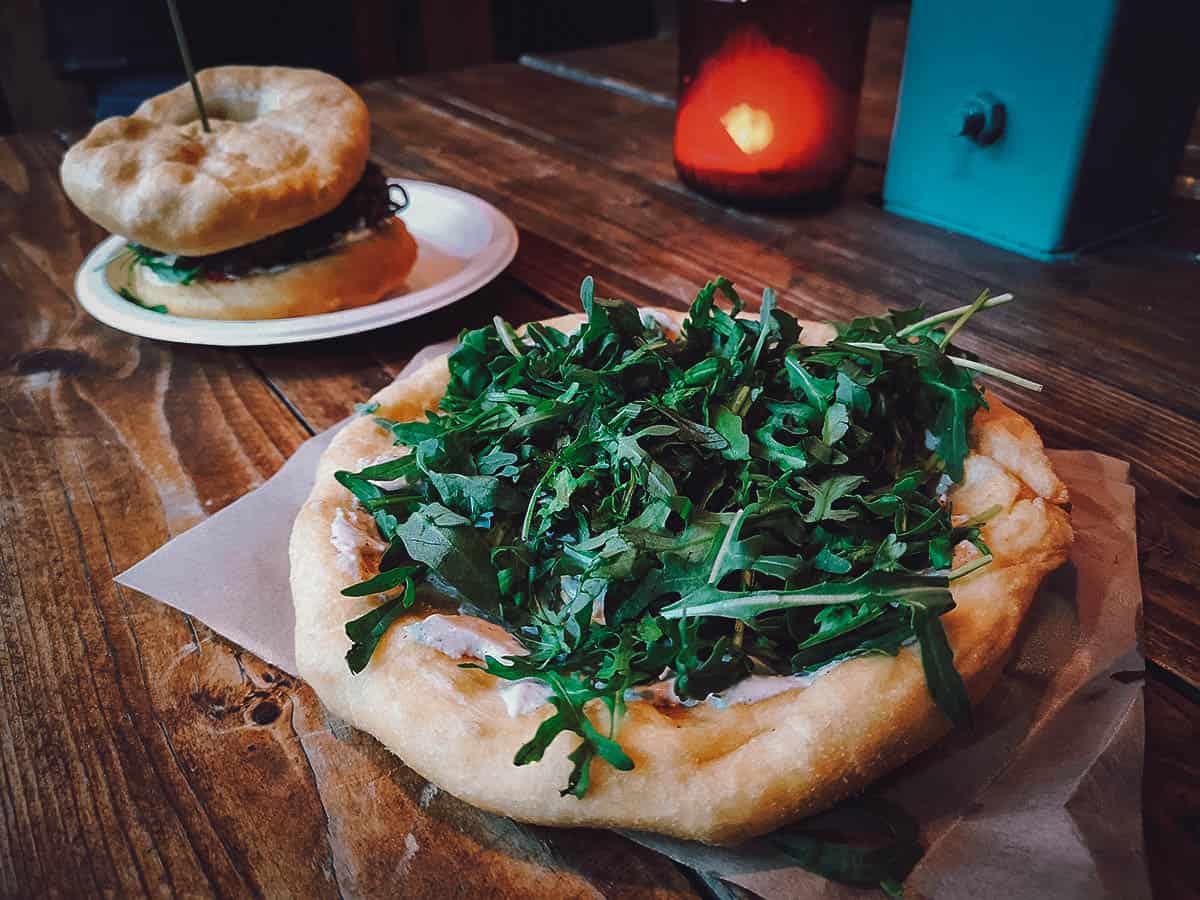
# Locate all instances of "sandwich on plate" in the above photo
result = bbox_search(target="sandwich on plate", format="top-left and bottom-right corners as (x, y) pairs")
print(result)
(61, 66), (417, 320)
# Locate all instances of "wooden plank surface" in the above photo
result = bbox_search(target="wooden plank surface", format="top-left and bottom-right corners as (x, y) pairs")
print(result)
(1, 13), (1198, 900)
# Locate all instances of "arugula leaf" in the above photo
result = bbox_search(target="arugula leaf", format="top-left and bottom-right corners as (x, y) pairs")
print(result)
(921, 366), (984, 481)
(660, 571), (953, 622)
(797, 603), (888, 651)
(117, 287), (167, 314)
(790, 608), (911, 672)
(345, 597), (409, 673)
(814, 545), (853, 574)
(673, 624), (750, 699)
(510, 672), (634, 797)
(821, 402), (850, 446)
(127, 243), (202, 285)
(785, 352), (834, 412)
(340, 563), (422, 598)
(799, 474), (865, 523)
(397, 503), (500, 609)
(428, 471), (512, 519)
(335, 470), (384, 504)
(745, 287), (776, 374)
(713, 405), (750, 460)
(377, 417), (443, 446)
(911, 605), (972, 726)
(478, 447), (520, 478)
(768, 799), (924, 892)
(873, 534), (909, 571)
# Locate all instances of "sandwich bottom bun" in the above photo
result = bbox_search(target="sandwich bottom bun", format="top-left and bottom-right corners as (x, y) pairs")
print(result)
(111, 218), (418, 320)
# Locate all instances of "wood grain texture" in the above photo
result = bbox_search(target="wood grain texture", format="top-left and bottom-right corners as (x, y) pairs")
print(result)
(1144, 676), (1200, 900)
(2, 11), (1199, 897)
(0, 132), (698, 898)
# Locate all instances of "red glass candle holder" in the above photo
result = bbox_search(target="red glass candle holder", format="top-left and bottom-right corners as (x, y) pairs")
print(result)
(674, 0), (872, 208)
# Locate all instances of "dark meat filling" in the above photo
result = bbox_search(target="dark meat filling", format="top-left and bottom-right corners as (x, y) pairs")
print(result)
(131, 162), (404, 282)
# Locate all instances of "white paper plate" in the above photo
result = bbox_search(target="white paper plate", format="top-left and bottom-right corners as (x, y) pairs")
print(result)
(73, 180), (518, 346)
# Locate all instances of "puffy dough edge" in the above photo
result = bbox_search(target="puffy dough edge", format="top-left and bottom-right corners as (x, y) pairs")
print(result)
(290, 310), (1073, 845)
(111, 218), (417, 320)
(60, 66), (370, 255)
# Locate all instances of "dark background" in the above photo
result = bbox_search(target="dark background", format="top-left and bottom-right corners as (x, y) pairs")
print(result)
(0, 0), (676, 133)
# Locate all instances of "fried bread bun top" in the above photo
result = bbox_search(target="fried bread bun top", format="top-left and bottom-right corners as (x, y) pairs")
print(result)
(61, 66), (370, 256)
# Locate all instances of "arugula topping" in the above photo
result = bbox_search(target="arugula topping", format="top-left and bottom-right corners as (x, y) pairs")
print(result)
(117, 287), (167, 314)
(336, 276), (1033, 797)
(126, 243), (202, 285)
(768, 798), (924, 895)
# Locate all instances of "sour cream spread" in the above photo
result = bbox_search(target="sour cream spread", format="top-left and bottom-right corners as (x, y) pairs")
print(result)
(707, 674), (814, 707)
(404, 613), (524, 660)
(405, 613), (842, 717)
(403, 614), (552, 716)
(329, 507), (385, 577)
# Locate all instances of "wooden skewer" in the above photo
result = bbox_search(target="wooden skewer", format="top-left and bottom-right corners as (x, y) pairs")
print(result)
(164, 0), (211, 133)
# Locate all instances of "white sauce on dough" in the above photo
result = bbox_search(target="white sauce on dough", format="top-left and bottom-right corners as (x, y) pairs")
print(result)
(498, 681), (554, 718)
(625, 679), (685, 706)
(405, 613), (525, 660)
(329, 507), (385, 577)
(403, 614), (552, 716)
(405, 614), (840, 717)
(707, 674), (814, 707)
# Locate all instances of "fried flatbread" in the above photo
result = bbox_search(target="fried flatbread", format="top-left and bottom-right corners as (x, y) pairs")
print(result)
(290, 311), (1072, 844)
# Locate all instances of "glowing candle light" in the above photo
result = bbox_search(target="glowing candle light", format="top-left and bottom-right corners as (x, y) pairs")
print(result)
(674, 2), (871, 208)
(721, 103), (774, 155)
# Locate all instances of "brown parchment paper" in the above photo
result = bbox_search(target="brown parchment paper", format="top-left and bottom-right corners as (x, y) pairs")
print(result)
(116, 344), (1149, 899)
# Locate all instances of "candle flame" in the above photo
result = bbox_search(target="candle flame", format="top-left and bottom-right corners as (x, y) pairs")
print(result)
(720, 102), (774, 155)
(675, 27), (844, 177)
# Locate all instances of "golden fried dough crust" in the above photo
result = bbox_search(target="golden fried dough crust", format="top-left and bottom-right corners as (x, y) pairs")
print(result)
(61, 66), (370, 256)
(111, 218), (417, 320)
(290, 311), (1072, 844)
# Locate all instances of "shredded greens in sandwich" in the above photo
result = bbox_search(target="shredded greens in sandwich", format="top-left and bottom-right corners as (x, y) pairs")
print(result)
(335, 277), (1035, 799)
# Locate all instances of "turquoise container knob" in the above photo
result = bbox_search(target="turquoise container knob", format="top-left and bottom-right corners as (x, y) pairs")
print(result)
(883, 0), (1200, 260)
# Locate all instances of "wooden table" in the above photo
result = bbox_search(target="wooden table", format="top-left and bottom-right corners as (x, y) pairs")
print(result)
(2, 10), (1198, 898)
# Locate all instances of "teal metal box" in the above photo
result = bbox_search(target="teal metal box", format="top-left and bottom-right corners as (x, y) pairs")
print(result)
(883, 0), (1200, 260)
